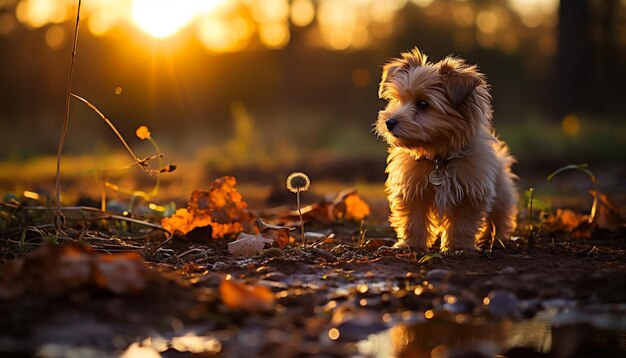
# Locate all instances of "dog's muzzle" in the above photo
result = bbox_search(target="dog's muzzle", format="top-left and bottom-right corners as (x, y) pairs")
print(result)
(385, 118), (398, 132)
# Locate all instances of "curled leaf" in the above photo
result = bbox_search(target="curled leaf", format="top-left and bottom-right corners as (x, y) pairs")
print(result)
(255, 217), (293, 249)
(335, 191), (370, 220)
(219, 278), (275, 312)
(161, 176), (254, 239)
(276, 188), (370, 224)
(593, 192), (625, 230)
(228, 233), (273, 257)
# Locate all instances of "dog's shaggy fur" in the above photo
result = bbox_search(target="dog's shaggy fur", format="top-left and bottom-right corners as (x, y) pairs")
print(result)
(375, 48), (518, 251)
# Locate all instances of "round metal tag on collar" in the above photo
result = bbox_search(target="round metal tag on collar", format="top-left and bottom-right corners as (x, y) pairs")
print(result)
(429, 169), (445, 186)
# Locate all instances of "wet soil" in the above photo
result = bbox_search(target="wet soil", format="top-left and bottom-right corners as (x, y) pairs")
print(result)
(1, 214), (625, 357)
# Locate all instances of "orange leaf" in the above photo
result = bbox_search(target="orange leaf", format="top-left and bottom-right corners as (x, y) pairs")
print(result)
(161, 176), (253, 239)
(94, 252), (148, 294)
(593, 192), (625, 230)
(558, 209), (588, 230)
(219, 279), (275, 312)
(0, 244), (150, 299)
(342, 193), (371, 220)
(333, 189), (370, 220)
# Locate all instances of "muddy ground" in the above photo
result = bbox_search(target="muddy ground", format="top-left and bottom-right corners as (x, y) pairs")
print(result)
(0, 181), (625, 357)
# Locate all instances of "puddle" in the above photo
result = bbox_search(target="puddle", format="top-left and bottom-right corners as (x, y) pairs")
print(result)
(357, 308), (626, 357)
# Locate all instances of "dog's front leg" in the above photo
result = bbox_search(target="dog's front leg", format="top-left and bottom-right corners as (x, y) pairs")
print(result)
(442, 199), (489, 250)
(389, 193), (434, 250)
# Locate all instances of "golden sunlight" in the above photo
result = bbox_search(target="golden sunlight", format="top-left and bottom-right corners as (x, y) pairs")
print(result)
(9, 0), (560, 53)
(131, 0), (196, 38)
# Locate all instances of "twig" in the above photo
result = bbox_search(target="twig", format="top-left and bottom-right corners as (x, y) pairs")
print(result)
(55, 0), (82, 233)
(155, 235), (173, 249)
(177, 248), (208, 259)
(71, 93), (146, 169)
(23, 206), (170, 233)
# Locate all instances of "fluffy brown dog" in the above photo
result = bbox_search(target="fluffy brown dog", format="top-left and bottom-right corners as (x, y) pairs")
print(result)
(375, 48), (518, 251)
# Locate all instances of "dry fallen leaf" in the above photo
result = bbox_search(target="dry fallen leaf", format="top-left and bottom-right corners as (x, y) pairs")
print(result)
(161, 176), (254, 239)
(552, 209), (589, 230)
(255, 217), (293, 249)
(276, 188), (370, 224)
(334, 190), (371, 220)
(0, 244), (150, 299)
(593, 192), (625, 230)
(228, 233), (273, 257)
(161, 208), (213, 237)
(219, 278), (275, 312)
(94, 252), (148, 294)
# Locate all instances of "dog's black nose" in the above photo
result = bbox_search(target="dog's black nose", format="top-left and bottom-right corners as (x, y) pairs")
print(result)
(385, 118), (398, 131)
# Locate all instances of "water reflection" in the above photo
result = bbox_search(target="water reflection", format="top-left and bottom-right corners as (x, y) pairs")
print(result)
(358, 311), (626, 357)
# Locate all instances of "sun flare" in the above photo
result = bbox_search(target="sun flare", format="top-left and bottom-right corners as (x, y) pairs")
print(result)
(131, 0), (196, 38)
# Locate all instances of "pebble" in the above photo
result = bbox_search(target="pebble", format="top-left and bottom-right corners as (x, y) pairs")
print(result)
(426, 269), (453, 282)
(333, 311), (388, 342)
(443, 297), (476, 314)
(262, 271), (289, 282)
(501, 266), (517, 275)
(487, 290), (518, 317)
(212, 261), (228, 271)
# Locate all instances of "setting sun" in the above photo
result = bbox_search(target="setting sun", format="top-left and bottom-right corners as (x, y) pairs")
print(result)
(131, 0), (196, 38)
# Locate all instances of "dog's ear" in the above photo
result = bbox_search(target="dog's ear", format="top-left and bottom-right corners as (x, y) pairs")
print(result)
(379, 48), (429, 99)
(378, 62), (403, 99)
(438, 57), (483, 108)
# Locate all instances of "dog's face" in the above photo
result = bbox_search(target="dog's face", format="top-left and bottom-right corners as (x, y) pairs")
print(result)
(375, 48), (492, 158)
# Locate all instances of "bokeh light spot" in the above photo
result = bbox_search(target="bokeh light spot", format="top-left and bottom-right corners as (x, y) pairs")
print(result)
(45, 25), (66, 49)
(259, 22), (290, 49)
(290, 0), (315, 27)
(16, 0), (66, 29)
(412, 0), (434, 7)
(328, 328), (340, 340)
(452, 4), (474, 28)
(562, 114), (580, 136)
(476, 10), (498, 34)
(351, 68), (371, 88)
(0, 14), (16, 35)
(431, 344), (448, 358)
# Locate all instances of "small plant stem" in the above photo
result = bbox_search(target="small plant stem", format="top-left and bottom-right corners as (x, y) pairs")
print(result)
(297, 191), (305, 247)
(147, 137), (163, 196)
(71, 93), (144, 167)
(547, 164), (598, 223)
(528, 187), (535, 250)
(528, 187), (534, 228)
(100, 171), (107, 211)
(55, 0), (82, 233)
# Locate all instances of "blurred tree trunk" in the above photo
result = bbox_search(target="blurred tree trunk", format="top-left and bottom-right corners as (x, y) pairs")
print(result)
(556, 0), (622, 118)
(555, 0), (591, 119)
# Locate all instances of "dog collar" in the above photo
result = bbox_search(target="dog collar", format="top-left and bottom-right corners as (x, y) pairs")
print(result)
(428, 158), (451, 186)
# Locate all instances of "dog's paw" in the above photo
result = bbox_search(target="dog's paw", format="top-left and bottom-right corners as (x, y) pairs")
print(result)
(392, 240), (409, 250)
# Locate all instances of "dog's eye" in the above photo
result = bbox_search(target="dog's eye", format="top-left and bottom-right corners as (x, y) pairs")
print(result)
(417, 100), (428, 109)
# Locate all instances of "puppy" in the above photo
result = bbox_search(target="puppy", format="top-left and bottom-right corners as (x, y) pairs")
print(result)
(375, 48), (518, 251)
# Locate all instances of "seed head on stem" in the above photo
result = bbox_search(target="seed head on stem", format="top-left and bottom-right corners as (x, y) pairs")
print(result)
(286, 172), (310, 247)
